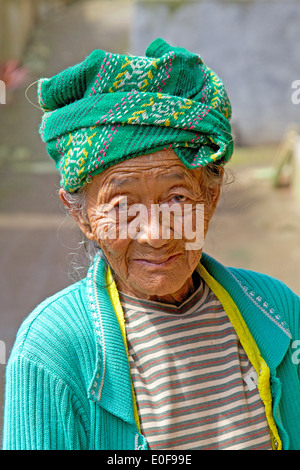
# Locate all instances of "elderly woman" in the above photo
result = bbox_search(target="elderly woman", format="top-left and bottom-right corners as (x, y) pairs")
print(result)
(3, 39), (300, 451)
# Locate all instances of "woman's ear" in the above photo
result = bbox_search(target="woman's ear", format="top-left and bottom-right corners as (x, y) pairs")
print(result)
(209, 183), (222, 216)
(208, 168), (224, 218)
(58, 188), (96, 241)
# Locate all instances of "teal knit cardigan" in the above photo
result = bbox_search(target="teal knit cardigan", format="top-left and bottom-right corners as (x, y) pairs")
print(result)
(3, 252), (300, 450)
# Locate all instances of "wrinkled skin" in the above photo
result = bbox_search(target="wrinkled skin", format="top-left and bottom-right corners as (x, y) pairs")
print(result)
(60, 150), (222, 305)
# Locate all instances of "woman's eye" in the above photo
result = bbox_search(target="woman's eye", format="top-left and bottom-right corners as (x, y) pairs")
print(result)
(171, 195), (187, 203)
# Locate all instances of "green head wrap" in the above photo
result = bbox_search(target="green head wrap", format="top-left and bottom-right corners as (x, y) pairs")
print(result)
(38, 38), (233, 192)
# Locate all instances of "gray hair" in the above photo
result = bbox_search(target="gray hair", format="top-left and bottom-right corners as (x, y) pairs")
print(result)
(61, 186), (102, 280)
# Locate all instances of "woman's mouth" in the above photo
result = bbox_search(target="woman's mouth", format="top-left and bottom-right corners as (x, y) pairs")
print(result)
(133, 253), (181, 268)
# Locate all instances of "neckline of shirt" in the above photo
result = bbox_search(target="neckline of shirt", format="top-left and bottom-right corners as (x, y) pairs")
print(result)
(118, 276), (215, 316)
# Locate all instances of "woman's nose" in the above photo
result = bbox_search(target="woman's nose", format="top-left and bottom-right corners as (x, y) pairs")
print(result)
(135, 206), (170, 248)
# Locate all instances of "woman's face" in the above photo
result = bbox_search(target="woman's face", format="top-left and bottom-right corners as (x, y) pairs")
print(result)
(63, 150), (221, 303)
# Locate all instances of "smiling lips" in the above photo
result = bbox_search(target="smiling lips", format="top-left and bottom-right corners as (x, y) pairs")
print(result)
(133, 253), (181, 267)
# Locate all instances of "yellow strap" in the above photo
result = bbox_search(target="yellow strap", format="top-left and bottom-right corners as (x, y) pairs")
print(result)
(197, 263), (282, 450)
(106, 267), (141, 432)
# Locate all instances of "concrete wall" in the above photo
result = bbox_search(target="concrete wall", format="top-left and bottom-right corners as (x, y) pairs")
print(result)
(131, 0), (300, 145)
(0, 0), (75, 63)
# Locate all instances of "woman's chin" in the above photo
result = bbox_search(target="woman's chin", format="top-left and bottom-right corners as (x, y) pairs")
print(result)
(122, 269), (191, 301)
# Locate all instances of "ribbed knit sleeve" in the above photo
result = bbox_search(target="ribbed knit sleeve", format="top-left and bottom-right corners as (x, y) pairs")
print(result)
(2, 280), (96, 450)
(3, 354), (89, 450)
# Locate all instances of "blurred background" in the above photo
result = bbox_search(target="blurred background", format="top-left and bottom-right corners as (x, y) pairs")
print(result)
(0, 0), (300, 445)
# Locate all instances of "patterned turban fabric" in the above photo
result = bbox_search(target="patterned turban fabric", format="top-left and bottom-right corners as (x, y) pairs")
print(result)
(38, 38), (234, 192)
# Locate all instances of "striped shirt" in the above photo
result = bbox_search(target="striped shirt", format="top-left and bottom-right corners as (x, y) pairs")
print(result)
(120, 278), (272, 450)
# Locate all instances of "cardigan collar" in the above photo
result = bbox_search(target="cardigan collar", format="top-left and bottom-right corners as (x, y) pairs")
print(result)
(201, 253), (291, 372)
(85, 251), (136, 425)
(85, 250), (291, 423)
